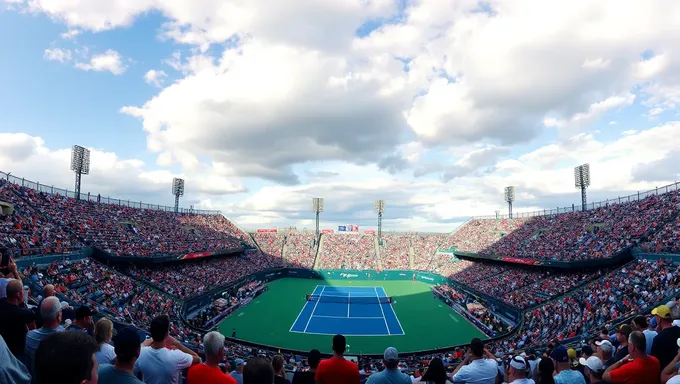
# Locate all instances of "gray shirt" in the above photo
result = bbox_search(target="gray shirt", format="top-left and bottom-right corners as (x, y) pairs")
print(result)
(230, 370), (244, 384)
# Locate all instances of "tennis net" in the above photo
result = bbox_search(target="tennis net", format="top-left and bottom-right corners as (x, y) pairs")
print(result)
(306, 294), (392, 304)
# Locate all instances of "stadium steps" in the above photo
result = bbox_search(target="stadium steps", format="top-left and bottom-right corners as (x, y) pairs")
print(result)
(312, 234), (324, 269)
(374, 235), (383, 270)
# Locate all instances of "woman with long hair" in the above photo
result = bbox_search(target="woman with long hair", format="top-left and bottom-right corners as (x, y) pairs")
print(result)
(94, 318), (116, 365)
(420, 358), (451, 384)
(535, 358), (555, 384)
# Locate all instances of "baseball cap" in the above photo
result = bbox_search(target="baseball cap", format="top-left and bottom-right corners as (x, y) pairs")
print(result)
(384, 347), (399, 362)
(113, 326), (142, 360)
(652, 305), (672, 319)
(579, 356), (604, 372)
(235, 359), (245, 366)
(509, 355), (527, 371)
(550, 346), (569, 363)
(595, 340), (613, 353)
(75, 305), (96, 320)
(567, 348), (578, 368)
(616, 324), (633, 337)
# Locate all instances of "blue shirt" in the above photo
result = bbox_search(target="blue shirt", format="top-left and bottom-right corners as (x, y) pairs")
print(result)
(365, 368), (411, 384)
(24, 326), (64, 375)
(0, 334), (31, 384)
(452, 359), (498, 384)
(553, 370), (585, 384)
(97, 364), (143, 384)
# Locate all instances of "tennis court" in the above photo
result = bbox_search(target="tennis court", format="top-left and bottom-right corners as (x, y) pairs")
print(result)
(289, 286), (404, 336)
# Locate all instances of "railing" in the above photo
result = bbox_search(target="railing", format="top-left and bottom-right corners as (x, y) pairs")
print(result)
(474, 181), (680, 220)
(1, 170), (221, 215)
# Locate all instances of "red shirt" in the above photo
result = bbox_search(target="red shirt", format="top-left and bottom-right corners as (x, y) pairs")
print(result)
(315, 356), (360, 384)
(608, 356), (660, 384)
(187, 363), (238, 384)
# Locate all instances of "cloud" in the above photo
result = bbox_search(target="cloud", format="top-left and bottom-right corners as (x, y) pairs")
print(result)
(543, 93), (636, 134)
(44, 48), (72, 62)
(75, 49), (127, 75)
(144, 70), (168, 87)
(631, 150), (680, 183)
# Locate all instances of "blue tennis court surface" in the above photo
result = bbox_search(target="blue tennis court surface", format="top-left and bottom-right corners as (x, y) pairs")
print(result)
(289, 286), (405, 336)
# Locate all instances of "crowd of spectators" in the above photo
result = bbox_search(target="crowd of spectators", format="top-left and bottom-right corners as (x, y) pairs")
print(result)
(283, 232), (318, 268)
(440, 218), (526, 253)
(410, 233), (446, 270)
(379, 234), (410, 270)
(252, 232), (285, 260)
(641, 215), (680, 254)
(318, 234), (377, 269)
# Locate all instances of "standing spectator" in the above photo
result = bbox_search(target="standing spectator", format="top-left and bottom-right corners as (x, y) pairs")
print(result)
(613, 325), (632, 364)
(451, 338), (498, 384)
(603, 331), (660, 384)
(419, 357), (449, 384)
(25, 297), (64, 376)
(503, 355), (533, 384)
(595, 340), (615, 369)
(632, 316), (656, 355)
(366, 347), (411, 384)
(315, 334), (360, 384)
(652, 305), (680, 369)
(578, 356), (604, 384)
(273, 355), (291, 384)
(135, 315), (200, 384)
(661, 343), (680, 384)
(231, 359), (246, 384)
(0, 334), (31, 384)
(0, 249), (19, 298)
(0, 279), (35, 359)
(535, 358), (555, 384)
(187, 331), (235, 384)
(292, 350), (320, 384)
(94, 318), (116, 365)
(34, 331), (99, 384)
(550, 346), (585, 384)
(244, 356), (275, 384)
(69, 306), (95, 336)
(98, 326), (144, 384)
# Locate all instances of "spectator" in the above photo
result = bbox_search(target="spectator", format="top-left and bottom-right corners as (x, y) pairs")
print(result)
(231, 358), (246, 384)
(535, 358), (555, 384)
(244, 356), (275, 384)
(366, 347), (411, 384)
(595, 340), (614, 369)
(652, 305), (680, 370)
(550, 346), (585, 384)
(613, 325), (632, 364)
(603, 331), (660, 384)
(273, 355), (291, 384)
(578, 356), (604, 384)
(451, 338), (498, 384)
(94, 318), (116, 365)
(0, 249), (19, 298)
(134, 314), (200, 384)
(420, 357), (449, 384)
(69, 306), (95, 336)
(503, 355), (533, 384)
(316, 334), (360, 384)
(98, 326), (144, 384)
(632, 315), (657, 355)
(0, 279), (35, 359)
(0, 334), (31, 384)
(187, 331), (236, 384)
(661, 343), (680, 384)
(292, 349), (320, 384)
(25, 296), (64, 375)
(34, 331), (99, 384)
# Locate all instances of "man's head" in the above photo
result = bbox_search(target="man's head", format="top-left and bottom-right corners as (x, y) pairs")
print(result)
(595, 340), (613, 358)
(550, 346), (570, 371)
(40, 296), (62, 326)
(579, 356), (604, 381)
(5, 279), (23, 304)
(470, 338), (484, 358)
(383, 347), (399, 369)
(150, 315), (170, 342)
(616, 324), (632, 344)
(244, 357), (274, 384)
(582, 345), (594, 358)
(203, 331), (225, 362)
(308, 349), (321, 370)
(632, 315), (648, 331)
(332, 334), (346, 355)
(112, 326), (141, 366)
(34, 331), (99, 384)
(234, 359), (246, 373)
(507, 355), (529, 380)
(628, 331), (647, 357)
(75, 306), (95, 326)
(652, 305), (673, 325)
(43, 284), (55, 298)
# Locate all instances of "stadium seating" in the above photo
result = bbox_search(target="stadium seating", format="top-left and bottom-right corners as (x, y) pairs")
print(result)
(318, 233), (377, 269)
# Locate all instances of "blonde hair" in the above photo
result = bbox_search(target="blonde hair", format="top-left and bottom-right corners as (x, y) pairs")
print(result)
(94, 318), (113, 345)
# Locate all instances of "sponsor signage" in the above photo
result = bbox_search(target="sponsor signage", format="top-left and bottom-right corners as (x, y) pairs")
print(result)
(181, 251), (213, 260)
(321, 229), (334, 234)
(257, 229), (277, 233)
(364, 229), (376, 234)
(501, 257), (537, 265)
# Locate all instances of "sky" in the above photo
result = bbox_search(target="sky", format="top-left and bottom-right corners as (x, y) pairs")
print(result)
(0, 0), (679, 232)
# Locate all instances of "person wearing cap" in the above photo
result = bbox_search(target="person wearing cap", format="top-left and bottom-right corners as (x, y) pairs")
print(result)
(292, 349), (320, 384)
(450, 338), (498, 384)
(315, 334), (360, 384)
(632, 315), (657, 355)
(595, 340), (615, 369)
(660, 339), (680, 384)
(578, 356), (604, 384)
(603, 330), (660, 384)
(24, 296), (64, 376)
(613, 324), (632, 364)
(187, 331), (236, 384)
(652, 305), (680, 370)
(550, 346), (585, 384)
(97, 326), (144, 384)
(567, 349), (579, 371)
(502, 355), (534, 384)
(366, 347), (411, 384)
(0, 279), (36, 360)
(69, 305), (96, 336)
(231, 358), (247, 384)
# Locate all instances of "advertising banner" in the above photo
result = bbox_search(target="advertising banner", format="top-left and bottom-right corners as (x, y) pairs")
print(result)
(321, 229), (334, 234)
(338, 225), (346, 231)
(181, 251), (213, 260)
(257, 229), (277, 233)
(501, 257), (537, 265)
(364, 229), (376, 234)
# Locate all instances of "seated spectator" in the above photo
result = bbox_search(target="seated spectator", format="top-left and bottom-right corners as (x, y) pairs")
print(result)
(550, 346), (585, 384)
(134, 314), (200, 384)
(244, 356), (275, 384)
(603, 331), (660, 384)
(94, 318), (116, 365)
(231, 358), (246, 384)
(579, 356), (604, 384)
(273, 354), (291, 384)
(451, 338), (498, 384)
(25, 296), (64, 376)
(34, 331), (99, 384)
(366, 347), (411, 384)
(187, 331), (236, 384)
(97, 326), (143, 384)
(316, 334), (360, 384)
(0, 279), (35, 360)
(419, 357), (448, 384)
(0, 334), (31, 384)
(292, 349), (321, 384)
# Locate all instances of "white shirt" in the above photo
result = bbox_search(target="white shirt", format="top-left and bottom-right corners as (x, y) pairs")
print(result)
(134, 346), (193, 384)
(95, 343), (116, 365)
(0, 278), (14, 299)
(452, 359), (498, 384)
(667, 376), (680, 384)
(505, 379), (535, 384)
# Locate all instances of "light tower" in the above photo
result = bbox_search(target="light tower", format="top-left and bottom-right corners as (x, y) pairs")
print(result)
(70, 145), (91, 201)
(312, 197), (324, 238)
(172, 178), (185, 213)
(504, 186), (515, 219)
(374, 200), (385, 238)
(574, 163), (590, 211)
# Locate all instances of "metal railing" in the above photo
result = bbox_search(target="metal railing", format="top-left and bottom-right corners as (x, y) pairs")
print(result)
(1, 170), (221, 215)
(474, 181), (680, 220)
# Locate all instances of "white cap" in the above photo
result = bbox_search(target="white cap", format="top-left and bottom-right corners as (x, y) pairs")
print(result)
(509, 356), (527, 371)
(595, 340), (613, 352)
(579, 356), (604, 372)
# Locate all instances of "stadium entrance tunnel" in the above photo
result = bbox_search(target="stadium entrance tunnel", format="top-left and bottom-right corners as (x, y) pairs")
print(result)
(181, 268), (521, 357)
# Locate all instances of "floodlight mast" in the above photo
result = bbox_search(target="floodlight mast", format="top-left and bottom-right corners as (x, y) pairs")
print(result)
(374, 200), (385, 238)
(574, 163), (590, 211)
(504, 186), (515, 219)
(312, 198), (324, 238)
(70, 145), (91, 201)
(172, 178), (185, 213)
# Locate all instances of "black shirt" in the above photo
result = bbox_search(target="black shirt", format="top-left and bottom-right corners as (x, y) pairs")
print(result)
(651, 325), (680, 369)
(0, 299), (35, 358)
(274, 375), (291, 384)
(292, 371), (316, 384)
(612, 345), (628, 364)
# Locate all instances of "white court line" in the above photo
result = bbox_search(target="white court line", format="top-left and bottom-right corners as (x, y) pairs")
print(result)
(347, 292), (351, 317)
(303, 286), (325, 333)
(374, 287), (391, 336)
(289, 284), (321, 332)
(312, 315), (386, 319)
(290, 330), (404, 337)
(378, 287), (405, 334)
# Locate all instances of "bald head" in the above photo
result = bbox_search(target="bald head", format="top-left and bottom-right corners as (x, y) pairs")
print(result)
(43, 284), (55, 298)
(5, 279), (23, 303)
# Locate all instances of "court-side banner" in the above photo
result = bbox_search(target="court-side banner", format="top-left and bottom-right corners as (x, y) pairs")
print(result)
(501, 257), (537, 265)
(364, 230), (376, 234)
(257, 229), (277, 233)
(321, 229), (334, 234)
(181, 251), (213, 260)
(338, 225), (346, 231)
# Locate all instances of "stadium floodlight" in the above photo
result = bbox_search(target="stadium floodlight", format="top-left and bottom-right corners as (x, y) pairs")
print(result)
(71, 145), (91, 201)
(312, 198), (324, 238)
(374, 200), (385, 238)
(172, 178), (185, 213)
(574, 163), (591, 211)
(504, 186), (515, 219)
